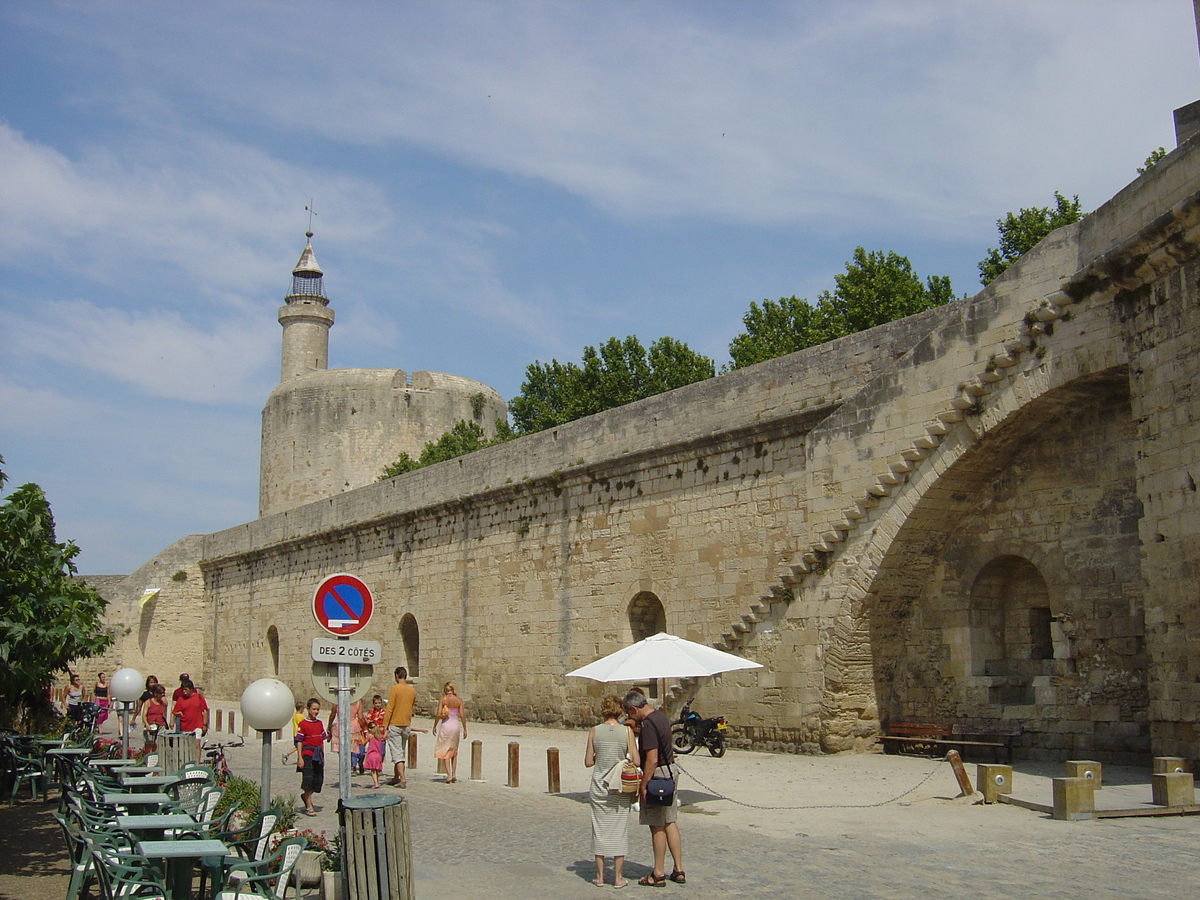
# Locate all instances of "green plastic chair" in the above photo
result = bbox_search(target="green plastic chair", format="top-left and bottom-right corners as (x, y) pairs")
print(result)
(1, 742), (46, 805)
(213, 836), (308, 900)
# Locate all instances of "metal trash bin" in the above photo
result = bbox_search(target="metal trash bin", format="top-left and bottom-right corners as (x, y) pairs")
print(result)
(339, 793), (413, 900)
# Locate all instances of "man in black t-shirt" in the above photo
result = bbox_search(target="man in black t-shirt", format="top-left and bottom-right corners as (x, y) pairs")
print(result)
(623, 690), (685, 886)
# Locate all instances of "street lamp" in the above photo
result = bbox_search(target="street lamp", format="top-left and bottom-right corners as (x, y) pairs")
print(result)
(110, 668), (144, 759)
(241, 678), (295, 813)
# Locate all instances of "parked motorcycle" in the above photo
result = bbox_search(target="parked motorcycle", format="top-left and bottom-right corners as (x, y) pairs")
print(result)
(670, 701), (727, 757)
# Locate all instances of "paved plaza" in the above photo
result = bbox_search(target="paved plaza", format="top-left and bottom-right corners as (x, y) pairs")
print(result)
(5, 715), (1198, 899)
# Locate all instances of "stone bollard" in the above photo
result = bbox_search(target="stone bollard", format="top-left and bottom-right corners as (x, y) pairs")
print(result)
(976, 764), (1013, 804)
(1152, 756), (1191, 775)
(1151, 771), (1195, 807)
(408, 733), (418, 770)
(1065, 760), (1101, 789)
(470, 740), (482, 781)
(547, 747), (560, 794)
(1052, 777), (1095, 821)
(507, 742), (519, 788)
(946, 750), (973, 797)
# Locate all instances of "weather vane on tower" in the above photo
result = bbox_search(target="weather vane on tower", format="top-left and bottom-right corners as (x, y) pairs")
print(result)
(305, 200), (317, 237)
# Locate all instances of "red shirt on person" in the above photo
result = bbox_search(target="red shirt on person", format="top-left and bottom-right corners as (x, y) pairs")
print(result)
(296, 717), (326, 758)
(173, 691), (208, 732)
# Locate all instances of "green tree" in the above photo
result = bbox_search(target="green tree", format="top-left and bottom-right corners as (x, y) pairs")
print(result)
(0, 456), (113, 730)
(1137, 146), (1167, 174)
(814, 247), (955, 338)
(977, 191), (1083, 285)
(509, 335), (715, 434)
(727, 297), (821, 369)
(727, 248), (954, 370)
(379, 419), (516, 480)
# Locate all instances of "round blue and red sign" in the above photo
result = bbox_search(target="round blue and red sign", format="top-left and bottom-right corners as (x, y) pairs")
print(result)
(312, 573), (374, 636)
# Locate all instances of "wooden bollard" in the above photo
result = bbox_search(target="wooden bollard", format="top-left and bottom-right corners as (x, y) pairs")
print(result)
(946, 749), (973, 797)
(507, 742), (519, 788)
(470, 740), (482, 781)
(408, 733), (418, 769)
(547, 747), (561, 794)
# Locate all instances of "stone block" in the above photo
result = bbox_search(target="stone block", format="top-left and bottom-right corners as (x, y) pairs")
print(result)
(1052, 777), (1095, 821)
(1152, 756), (1191, 774)
(977, 764), (1013, 803)
(1151, 771), (1195, 807)
(1064, 760), (1102, 789)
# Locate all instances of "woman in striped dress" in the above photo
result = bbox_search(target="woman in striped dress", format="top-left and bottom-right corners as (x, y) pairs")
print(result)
(584, 695), (641, 887)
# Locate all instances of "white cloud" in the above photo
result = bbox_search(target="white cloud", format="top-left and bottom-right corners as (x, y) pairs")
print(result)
(5, 298), (275, 405)
(0, 121), (391, 298)
(37, 0), (1188, 233)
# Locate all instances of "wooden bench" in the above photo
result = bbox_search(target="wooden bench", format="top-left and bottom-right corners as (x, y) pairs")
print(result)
(882, 722), (1019, 763)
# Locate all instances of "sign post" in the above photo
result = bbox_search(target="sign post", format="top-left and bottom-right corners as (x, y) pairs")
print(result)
(311, 573), (375, 805)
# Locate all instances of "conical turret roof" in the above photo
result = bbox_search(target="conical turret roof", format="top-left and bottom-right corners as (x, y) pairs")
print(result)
(293, 231), (323, 277)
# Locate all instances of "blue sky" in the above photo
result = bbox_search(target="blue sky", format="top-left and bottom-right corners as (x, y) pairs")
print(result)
(1, 1), (1196, 575)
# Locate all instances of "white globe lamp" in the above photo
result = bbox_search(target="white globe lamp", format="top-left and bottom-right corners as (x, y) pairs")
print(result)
(241, 678), (296, 812)
(109, 668), (144, 758)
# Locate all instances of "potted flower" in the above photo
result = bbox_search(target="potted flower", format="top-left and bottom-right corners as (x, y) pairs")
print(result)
(287, 828), (330, 887)
(321, 833), (343, 900)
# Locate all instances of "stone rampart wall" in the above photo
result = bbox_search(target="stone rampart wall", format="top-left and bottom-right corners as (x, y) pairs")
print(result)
(94, 133), (1200, 765)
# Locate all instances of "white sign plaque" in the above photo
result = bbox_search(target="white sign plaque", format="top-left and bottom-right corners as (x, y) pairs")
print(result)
(311, 638), (382, 666)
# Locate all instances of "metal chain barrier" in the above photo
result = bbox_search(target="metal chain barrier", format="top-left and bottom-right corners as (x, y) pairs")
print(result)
(671, 757), (948, 811)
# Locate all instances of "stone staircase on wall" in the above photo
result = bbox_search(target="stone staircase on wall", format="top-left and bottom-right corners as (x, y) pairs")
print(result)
(708, 285), (1081, 662)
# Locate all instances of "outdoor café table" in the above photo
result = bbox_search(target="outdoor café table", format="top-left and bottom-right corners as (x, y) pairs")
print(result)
(45, 746), (91, 784)
(138, 838), (229, 900)
(102, 791), (173, 808)
(89, 757), (145, 768)
(115, 765), (165, 776)
(44, 747), (90, 757)
(116, 813), (196, 840)
(119, 774), (181, 791)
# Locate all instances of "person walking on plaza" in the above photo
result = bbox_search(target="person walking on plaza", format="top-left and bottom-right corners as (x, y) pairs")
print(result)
(623, 690), (684, 887)
(171, 678), (209, 759)
(363, 724), (386, 788)
(295, 697), (327, 816)
(383, 666), (416, 788)
(432, 682), (467, 783)
(131, 674), (159, 731)
(585, 695), (640, 887)
(142, 684), (168, 751)
(93, 672), (110, 728)
(65, 672), (83, 722)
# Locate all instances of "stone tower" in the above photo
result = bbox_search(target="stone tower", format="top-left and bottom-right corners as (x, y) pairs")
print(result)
(259, 232), (508, 518)
(278, 232), (335, 381)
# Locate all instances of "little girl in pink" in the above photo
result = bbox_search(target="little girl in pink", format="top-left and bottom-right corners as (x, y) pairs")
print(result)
(363, 725), (385, 788)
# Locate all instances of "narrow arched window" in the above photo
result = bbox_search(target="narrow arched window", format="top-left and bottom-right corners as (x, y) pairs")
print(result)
(401, 614), (420, 677)
(267, 625), (280, 676)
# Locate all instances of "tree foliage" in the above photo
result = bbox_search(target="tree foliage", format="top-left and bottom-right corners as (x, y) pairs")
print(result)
(508, 335), (715, 434)
(0, 456), (113, 730)
(977, 191), (1083, 286)
(727, 247), (954, 370)
(379, 419), (515, 480)
(1137, 147), (1167, 175)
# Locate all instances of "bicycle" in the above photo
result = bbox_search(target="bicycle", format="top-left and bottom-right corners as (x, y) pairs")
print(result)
(201, 736), (245, 784)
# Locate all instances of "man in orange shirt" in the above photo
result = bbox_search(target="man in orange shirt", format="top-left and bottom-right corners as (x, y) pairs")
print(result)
(383, 666), (416, 788)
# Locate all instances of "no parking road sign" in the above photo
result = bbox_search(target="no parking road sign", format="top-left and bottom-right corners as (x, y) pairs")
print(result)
(312, 573), (374, 636)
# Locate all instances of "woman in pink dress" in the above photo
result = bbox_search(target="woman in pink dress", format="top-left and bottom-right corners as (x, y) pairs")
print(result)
(432, 682), (467, 783)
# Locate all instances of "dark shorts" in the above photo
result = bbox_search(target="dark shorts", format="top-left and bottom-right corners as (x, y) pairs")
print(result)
(301, 755), (324, 793)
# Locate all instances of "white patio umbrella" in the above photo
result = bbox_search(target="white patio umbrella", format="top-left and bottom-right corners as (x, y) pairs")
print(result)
(566, 632), (763, 682)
